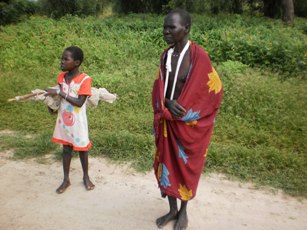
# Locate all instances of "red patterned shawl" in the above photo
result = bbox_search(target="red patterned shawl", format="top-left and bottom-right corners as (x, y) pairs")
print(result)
(152, 42), (223, 201)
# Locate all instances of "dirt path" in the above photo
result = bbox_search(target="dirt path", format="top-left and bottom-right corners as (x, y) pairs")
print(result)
(0, 151), (306, 230)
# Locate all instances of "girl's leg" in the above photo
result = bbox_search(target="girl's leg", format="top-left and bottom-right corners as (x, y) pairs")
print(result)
(79, 151), (95, 190)
(56, 145), (73, 194)
(174, 201), (188, 230)
(156, 195), (178, 228)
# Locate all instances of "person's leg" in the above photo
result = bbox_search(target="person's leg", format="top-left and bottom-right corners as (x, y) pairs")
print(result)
(79, 151), (95, 190)
(156, 195), (178, 228)
(174, 201), (188, 230)
(56, 145), (73, 194)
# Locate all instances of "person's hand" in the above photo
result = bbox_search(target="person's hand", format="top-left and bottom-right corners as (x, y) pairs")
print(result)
(48, 106), (57, 115)
(165, 99), (186, 118)
(45, 88), (60, 97)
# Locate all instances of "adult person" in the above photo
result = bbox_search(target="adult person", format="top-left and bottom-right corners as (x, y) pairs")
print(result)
(152, 9), (223, 229)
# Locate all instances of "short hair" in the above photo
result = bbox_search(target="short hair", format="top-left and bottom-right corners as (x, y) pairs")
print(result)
(168, 8), (191, 27)
(65, 46), (84, 64)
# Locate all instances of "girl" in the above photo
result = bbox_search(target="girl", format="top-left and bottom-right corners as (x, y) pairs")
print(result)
(46, 46), (95, 194)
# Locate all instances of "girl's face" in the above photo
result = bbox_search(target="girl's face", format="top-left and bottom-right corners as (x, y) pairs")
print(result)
(60, 50), (78, 71)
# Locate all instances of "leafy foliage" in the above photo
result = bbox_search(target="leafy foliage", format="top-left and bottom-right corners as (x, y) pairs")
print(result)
(192, 14), (306, 77)
(294, 0), (307, 17)
(39, 0), (111, 18)
(113, 0), (168, 13)
(0, 0), (39, 25)
(112, 0), (306, 17)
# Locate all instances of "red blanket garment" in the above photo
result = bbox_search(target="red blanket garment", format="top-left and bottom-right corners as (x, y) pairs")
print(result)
(152, 42), (223, 201)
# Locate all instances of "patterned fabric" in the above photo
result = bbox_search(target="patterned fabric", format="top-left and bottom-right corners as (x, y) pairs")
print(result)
(52, 72), (92, 151)
(152, 42), (223, 201)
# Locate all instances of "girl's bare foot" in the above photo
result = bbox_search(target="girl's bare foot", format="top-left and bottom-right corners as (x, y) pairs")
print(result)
(174, 210), (188, 230)
(83, 177), (95, 191)
(156, 211), (178, 228)
(56, 180), (70, 194)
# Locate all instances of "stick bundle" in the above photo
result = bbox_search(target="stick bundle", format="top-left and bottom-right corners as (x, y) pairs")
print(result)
(7, 91), (46, 102)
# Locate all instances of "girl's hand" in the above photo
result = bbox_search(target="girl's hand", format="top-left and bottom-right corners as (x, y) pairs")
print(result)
(45, 88), (60, 97)
(48, 106), (57, 115)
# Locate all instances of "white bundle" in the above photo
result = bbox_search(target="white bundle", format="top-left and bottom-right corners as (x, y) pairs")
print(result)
(87, 87), (117, 107)
(31, 86), (61, 111)
(10, 86), (117, 111)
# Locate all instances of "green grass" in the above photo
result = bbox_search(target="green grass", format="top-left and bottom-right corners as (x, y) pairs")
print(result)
(0, 14), (306, 198)
(0, 130), (60, 158)
(208, 62), (307, 197)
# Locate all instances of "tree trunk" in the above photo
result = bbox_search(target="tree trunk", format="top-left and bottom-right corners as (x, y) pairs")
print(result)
(263, 0), (280, 18)
(281, 0), (294, 24)
(232, 0), (243, 14)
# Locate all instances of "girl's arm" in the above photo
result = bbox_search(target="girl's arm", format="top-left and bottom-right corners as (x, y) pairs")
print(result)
(45, 88), (88, 108)
(60, 93), (87, 107)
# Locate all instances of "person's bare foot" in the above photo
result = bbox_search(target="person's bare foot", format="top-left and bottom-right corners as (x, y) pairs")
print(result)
(56, 180), (70, 194)
(83, 176), (95, 191)
(174, 210), (188, 230)
(156, 211), (178, 228)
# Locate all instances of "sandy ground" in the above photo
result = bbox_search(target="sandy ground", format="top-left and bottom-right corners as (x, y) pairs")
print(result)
(0, 150), (307, 230)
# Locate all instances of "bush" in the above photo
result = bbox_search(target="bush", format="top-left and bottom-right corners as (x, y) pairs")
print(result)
(191, 14), (307, 78)
(113, 0), (168, 14)
(39, 0), (111, 18)
(0, 0), (38, 25)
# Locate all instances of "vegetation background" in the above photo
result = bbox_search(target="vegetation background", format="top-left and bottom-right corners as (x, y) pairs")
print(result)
(0, 0), (306, 198)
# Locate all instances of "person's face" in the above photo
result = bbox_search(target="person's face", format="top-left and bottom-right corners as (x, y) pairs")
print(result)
(60, 50), (78, 71)
(163, 13), (187, 45)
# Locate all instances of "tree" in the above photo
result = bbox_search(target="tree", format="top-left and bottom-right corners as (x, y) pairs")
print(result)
(262, 0), (294, 24)
(114, 0), (167, 14)
(263, 0), (280, 18)
(294, 0), (307, 17)
(232, 0), (243, 14)
(39, 0), (110, 18)
(0, 0), (38, 25)
(281, 0), (294, 24)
